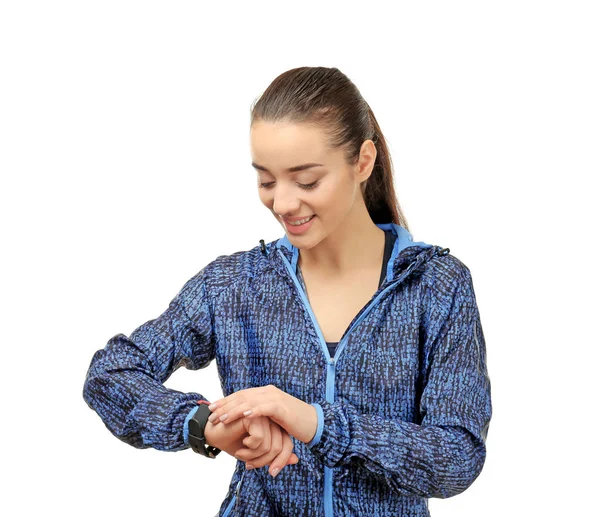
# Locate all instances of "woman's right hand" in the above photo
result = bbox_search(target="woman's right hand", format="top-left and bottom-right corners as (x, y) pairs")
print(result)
(204, 415), (299, 477)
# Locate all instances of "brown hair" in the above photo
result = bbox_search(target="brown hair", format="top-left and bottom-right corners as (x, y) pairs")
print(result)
(249, 66), (410, 231)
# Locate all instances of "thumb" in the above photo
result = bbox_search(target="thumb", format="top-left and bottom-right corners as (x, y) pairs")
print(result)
(286, 453), (299, 465)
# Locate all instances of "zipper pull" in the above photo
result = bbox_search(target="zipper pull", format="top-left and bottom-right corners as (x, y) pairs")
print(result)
(259, 239), (268, 255)
(236, 469), (245, 497)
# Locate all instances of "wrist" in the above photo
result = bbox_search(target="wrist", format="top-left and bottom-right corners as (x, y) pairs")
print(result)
(204, 419), (216, 447)
(297, 401), (319, 444)
(203, 417), (247, 454)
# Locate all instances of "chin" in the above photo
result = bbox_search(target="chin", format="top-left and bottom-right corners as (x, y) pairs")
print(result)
(291, 234), (321, 251)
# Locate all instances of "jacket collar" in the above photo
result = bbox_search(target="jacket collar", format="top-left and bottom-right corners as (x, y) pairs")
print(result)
(264, 222), (441, 283)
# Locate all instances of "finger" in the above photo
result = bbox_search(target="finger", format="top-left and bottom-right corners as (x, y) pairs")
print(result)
(208, 399), (248, 425)
(234, 421), (265, 461)
(235, 417), (271, 462)
(243, 420), (283, 471)
(236, 449), (299, 466)
(266, 425), (292, 477)
(234, 425), (299, 466)
(210, 385), (284, 425)
(208, 391), (241, 411)
(257, 415), (272, 454)
(210, 395), (270, 425)
(241, 416), (265, 451)
(263, 419), (284, 469)
(241, 402), (287, 431)
(235, 419), (281, 468)
(243, 416), (271, 458)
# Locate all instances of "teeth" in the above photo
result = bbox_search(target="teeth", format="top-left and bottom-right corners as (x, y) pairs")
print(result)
(289, 216), (313, 226)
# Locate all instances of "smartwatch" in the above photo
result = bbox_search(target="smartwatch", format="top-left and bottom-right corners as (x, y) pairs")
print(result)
(188, 402), (222, 458)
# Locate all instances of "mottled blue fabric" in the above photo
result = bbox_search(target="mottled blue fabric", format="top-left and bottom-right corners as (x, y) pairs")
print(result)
(82, 223), (492, 517)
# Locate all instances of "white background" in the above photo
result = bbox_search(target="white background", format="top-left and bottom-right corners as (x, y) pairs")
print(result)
(1, 1), (598, 515)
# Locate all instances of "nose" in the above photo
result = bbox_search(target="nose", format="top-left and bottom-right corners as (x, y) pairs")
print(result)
(271, 183), (301, 217)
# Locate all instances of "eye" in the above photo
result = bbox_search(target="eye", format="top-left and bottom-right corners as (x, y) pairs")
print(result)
(258, 181), (320, 190)
(299, 181), (319, 190)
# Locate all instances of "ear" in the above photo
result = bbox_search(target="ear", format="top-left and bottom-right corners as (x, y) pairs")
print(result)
(355, 139), (377, 185)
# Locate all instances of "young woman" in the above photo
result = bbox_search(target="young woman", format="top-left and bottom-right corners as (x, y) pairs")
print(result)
(83, 66), (492, 516)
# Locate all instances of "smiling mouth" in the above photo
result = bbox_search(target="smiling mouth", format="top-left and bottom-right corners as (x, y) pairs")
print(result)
(285, 215), (315, 226)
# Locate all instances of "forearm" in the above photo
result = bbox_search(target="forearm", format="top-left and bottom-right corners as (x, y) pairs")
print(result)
(307, 400), (487, 499)
(83, 344), (205, 451)
(83, 271), (217, 452)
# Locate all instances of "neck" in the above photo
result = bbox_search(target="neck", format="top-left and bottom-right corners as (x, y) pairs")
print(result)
(297, 202), (385, 278)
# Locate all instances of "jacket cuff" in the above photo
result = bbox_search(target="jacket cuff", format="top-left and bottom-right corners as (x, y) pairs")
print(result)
(304, 400), (360, 467)
(183, 405), (200, 446)
(306, 403), (324, 447)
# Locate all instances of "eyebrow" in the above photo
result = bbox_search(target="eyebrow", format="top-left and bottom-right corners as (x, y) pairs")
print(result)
(251, 162), (324, 173)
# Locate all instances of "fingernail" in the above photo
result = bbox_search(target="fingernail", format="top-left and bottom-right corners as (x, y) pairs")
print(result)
(270, 467), (279, 477)
(208, 403), (217, 411)
(246, 464), (254, 470)
(219, 413), (228, 422)
(243, 410), (252, 416)
(208, 414), (216, 423)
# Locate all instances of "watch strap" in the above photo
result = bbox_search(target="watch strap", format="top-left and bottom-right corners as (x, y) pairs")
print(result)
(188, 401), (221, 458)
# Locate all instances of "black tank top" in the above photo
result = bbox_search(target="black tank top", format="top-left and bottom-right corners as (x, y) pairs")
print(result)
(296, 230), (397, 359)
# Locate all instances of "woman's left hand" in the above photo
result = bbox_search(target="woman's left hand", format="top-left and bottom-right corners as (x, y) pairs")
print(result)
(207, 385), (319, 444)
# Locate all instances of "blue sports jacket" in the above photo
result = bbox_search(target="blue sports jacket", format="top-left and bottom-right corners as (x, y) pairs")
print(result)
(83, 223), (492, 516)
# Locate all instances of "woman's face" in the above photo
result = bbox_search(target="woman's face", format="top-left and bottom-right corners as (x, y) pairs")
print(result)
(250, 120), (370, 250)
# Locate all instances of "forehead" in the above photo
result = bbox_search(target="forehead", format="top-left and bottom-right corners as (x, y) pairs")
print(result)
(250, 121), (328, 163)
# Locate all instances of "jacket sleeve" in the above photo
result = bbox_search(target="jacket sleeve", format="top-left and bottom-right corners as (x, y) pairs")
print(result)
(82, 265), (216, 452)
(306, 266), (492, 499)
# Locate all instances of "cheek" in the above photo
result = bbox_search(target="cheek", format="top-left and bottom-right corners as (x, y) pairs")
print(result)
(318, 180), (351, 210)
(258, 189), (272, 208)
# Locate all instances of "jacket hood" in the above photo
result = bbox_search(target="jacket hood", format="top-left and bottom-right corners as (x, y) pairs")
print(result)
(260, 222), (449, 284)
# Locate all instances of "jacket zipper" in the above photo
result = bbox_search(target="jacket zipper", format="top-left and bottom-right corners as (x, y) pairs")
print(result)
(222, 469), (245, 517)
(277, 249), (421, 517)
